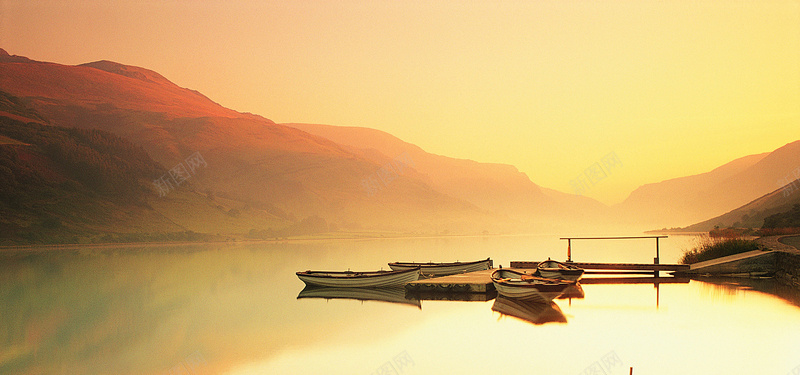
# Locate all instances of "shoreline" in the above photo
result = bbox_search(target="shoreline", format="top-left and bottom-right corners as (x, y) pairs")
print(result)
(0, 231), (558, 251)
(0, 230), (703, 251)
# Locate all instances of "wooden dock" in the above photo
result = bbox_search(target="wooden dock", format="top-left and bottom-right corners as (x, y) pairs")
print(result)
(405, 269), (495, 293)
(405, 265), (689, 294)
(676, 250), (776, 276)
(580, 276), (689, 284)
(509, 261), (689, 273)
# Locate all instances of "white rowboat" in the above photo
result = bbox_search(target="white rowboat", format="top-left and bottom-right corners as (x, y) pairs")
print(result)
(296, 267), (420, 288)
(491, 269), (574, 302)
(537, 258), (584, 281)
(388, 258), (492, 276)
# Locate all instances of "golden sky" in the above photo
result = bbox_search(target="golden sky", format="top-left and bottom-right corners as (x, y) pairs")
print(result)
(2, 1), (798, 204)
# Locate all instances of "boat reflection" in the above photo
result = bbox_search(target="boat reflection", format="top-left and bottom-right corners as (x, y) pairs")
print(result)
(406, 289), (497, 302)
(297, 286), (422, 309)
(557, 282), (585, 300)
(491, 295), (567, 325)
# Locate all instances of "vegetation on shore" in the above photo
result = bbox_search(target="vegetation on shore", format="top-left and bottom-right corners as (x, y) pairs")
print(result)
(762, 203), (800, 230)
(679, 233), (760, 264)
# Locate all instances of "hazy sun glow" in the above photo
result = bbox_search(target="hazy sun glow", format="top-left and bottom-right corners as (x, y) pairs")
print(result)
(2, 0), (798, 203)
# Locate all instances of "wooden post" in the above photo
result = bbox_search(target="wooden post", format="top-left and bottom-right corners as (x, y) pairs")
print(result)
(567, 239), (572, 262)
(655, 237), (660, 264)
(654, 237), (660, 277)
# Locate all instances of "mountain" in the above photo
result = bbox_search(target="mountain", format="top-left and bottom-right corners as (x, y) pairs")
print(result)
(616, 141), (800, 228)
(6, 49), (581, 240)
(683, 177), (800, 231)
(284, 123), (608, 230)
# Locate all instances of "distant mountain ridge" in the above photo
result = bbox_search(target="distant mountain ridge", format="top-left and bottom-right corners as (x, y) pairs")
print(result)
(284, 123), (607, 229)
(0, 49), (568, 238)
(616, 141), (800, 228)
(1, 48), (797, 241)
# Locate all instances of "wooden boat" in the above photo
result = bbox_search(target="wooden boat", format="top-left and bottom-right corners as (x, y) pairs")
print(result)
(296, 267), (420, 288)
(537, 258), (584, 281)
(492, 295), (567, 325)
(297, 286), (421, 309)
(491, 269), (574, 301)
(388, 258), (492, 277)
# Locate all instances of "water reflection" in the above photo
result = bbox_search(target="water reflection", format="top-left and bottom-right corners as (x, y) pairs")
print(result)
(491, 296), (567, 325)
(405, 290), (497, 301)
(297, 286), (421, 309)
(1, 236), (799, 375)
(557, 283), (586, 300)
(693, 277), (800, 308)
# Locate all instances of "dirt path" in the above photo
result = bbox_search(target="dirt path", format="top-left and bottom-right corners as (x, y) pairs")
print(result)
(755, 235), (799, 253)
(779, 235), (800, 252)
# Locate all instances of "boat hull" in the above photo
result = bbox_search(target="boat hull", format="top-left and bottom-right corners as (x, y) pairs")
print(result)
(491, 269), (573, 302)
(388, 258), (492, 276)
(296, 268), (420, 288)
(537, 269), (584, 281)
(537, 260), (584, 281)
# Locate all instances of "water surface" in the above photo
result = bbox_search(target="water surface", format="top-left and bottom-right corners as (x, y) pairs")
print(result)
(1, 235), (799, 374)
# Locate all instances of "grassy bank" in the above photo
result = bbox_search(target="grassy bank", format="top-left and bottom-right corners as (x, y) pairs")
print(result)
(679, 235), (760, 264)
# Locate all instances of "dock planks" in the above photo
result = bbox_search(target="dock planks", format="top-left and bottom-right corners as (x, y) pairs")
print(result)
(509, 261), (689, 272)
(405, 266), (688, 293)
(405, 269), (496, 293)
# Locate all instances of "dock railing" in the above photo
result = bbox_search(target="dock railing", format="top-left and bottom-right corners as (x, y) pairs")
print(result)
(560, 236), (669, 275)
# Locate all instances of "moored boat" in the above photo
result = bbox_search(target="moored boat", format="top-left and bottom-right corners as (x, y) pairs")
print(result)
(491, 269), (574, 302)
(296, 267), (420, 288)
(537, 258), (584, 281)
(388, 258), (492, 277)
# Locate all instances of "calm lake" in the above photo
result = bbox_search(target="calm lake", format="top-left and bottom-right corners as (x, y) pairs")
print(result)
(1, 234), (799, 374)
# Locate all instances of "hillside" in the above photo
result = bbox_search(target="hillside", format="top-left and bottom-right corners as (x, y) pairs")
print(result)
(6, 48), (794, 240)
(616, 141), (800, 228)
(683, 178), (800, 231)
(0, 104), (166, 244)
(284, 123), (608, 230)
(0, 90), (308, 244)
(0, 50), (508, 238)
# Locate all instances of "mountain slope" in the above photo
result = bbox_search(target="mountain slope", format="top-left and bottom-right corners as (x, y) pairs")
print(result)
(683, 178), (800, 231)
(283, 123), (609, 229)
(617, 141), (800, 228)
(0, 50), (496, 235)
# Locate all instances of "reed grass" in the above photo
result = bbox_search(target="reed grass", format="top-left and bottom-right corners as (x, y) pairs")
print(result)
(679, 234), (760, 264)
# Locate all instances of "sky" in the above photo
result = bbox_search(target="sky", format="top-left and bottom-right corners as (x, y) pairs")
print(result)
(1, 0), (798, 204)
